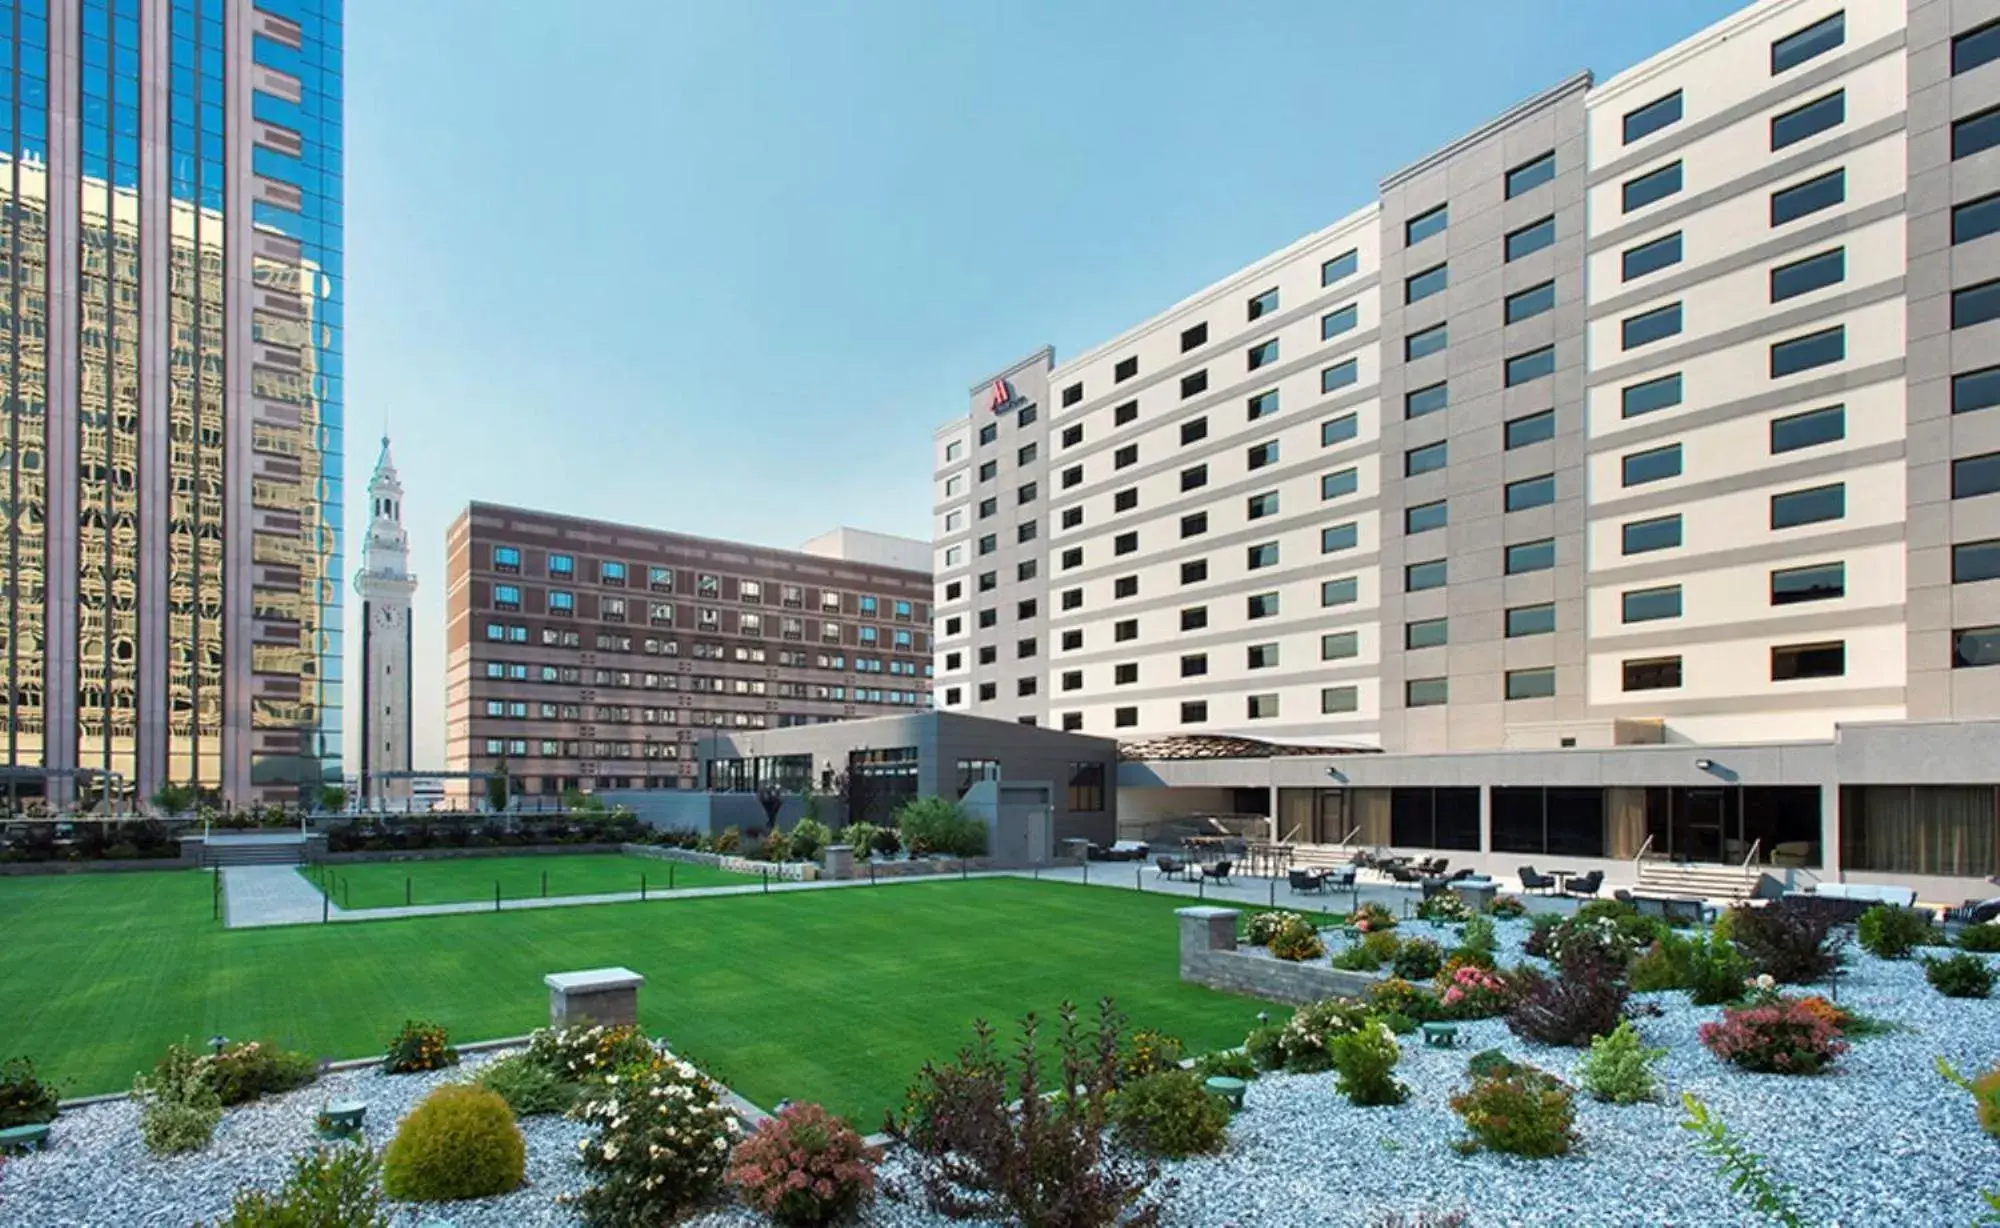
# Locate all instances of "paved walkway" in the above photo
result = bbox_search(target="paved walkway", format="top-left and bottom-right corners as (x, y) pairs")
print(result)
(1014, 861), (1581, 918)
(222, 864), (340, 927)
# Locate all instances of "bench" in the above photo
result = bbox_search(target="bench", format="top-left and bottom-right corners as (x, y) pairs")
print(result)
(0, 1122), (51, 1154)
(1420, 1022), (1460, 1049)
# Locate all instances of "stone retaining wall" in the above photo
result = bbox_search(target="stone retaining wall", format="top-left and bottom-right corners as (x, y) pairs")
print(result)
(319, 843), (626, 865)
(0, 855), (191, 876)
(1176, 907), (1383, 1005)
(620, 842), (819, 882)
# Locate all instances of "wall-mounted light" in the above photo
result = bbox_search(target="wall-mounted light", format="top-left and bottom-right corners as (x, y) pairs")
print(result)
(1325, 766), (1347, 783)
(1694, 757), (1715, 772)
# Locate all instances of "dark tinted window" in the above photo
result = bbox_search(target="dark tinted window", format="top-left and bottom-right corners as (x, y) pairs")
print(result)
(1771, 327), (1844, 377)
(1407, 263), (1449, 303)
(1406, 678), (1449, 707)
(1771, 483), (1845, 528)
(1505, 474), (1556, 511)
(1114, 356), (1137, 382)
(1770, 405), (1845, 453)
(1180, 322), (1207, 351)
(1506, 409), (1555, 449)
(1954, 105), (2000, 159)
(1406, 618), (1448, 650)
(1956, 365), (2000, 414)
(1322, 359), (1359, 393)
(1114, 400), (1139, 425)
(1062, 382), (1083, 407)
(1953, 279), (2000, 329)
(1622, 443), (1682, 486)
(1180, 370), (1208, 398)
(1406, 441), (1448, 476)
(1406, 204), (1448, 246)
(1406, 560), (1448, 591)
(1321, 249), (1359, 286)
(1622, 302), (1683, 350)
(1505, 216), (1556, 261)
(1772, 561), (1844, 605)
(1406, 500), (1448, 534)
(1247, 287), (1279, 320)
(1771, 248), (1845, 301)
(1953, 192), (2000, 245)
(1180, 417), (1207, 444)
(1956, 451), (2000, 499)
(1952, 539), (2000, 584)
(1623, 657), (1683, 692)
(1507, 151), (1556, 197)
(1622, 515), (1682, 554)
(1505, 281), (1556, 323)
(1405, 324), (1448, 361)
(1956, 627), (2000, 669)
(1322, 304), (1358, 339)
(1322, 467), (1358, 500)
(1506, 603), (1555, 637)
(1509, 665), (1560, 698)
(1506, 346), (1556, 386)
(1623, 90), (1683, 144)
(1322, 522), (1359, 553)
(1622, 586), (1682, 623)
(1406, 382), (1449, 419)
(1322, 413), (1358, 446)
(1771, 91), (1845, 150)
(1505, 539), (1555, 574)
(1954, 18), (2000, 75)
(1772, 641), (1845, 680)
(1772, 11), (1843, 74)
(1622, 232), (1682, 281)
(1247, 390), (1279, 421)
(1771, 169), (1845, 225)
(1622, 161), (1682, 212)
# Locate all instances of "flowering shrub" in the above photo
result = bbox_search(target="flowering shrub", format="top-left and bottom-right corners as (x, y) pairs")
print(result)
(1253, 1000), (1373, 1073)
(1698, 999), (1847, 1075)
(1523, 913), (1561, 959)
(1435, 964), (1513, 1020)
(1245, 910), (1305, 947)
(0, 1058), (61, 1129)
(1330, 1021), (1407, 1107)
(204, 1041), (319, 1107)
(572, 1054), (740, 1227)
(1368, 977), (1441, 1024)
(1119, 1029), (1186, 1081)
(1351, 902), (1398, 933)
(727, 1101), (879, 1226)
(133, 1042), (221, 1155)
(1450, 1064), (1577, 1158)
(525, 1024), (657, 1084)
(1269, 915), (1328, 963)
(1391, 938), (1445, 982)
(382, 1020), (458, 1075)
(1415, 893), (1470, 923)
(1489, 895), (1528, 919)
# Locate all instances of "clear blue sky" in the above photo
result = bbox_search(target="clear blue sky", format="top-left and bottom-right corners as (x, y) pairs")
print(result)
(343, 0), (1745, 768)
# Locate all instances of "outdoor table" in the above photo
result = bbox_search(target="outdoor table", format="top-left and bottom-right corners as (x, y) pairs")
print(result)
(1546, 869), (1577, 894)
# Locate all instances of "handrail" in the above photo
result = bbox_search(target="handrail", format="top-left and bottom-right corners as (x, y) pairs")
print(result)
(1631, 833), (1655, 879)
(1335, 824), (1362, 849)
(1741, 839), (1761, 871)
(1281, 823), (1305, 845)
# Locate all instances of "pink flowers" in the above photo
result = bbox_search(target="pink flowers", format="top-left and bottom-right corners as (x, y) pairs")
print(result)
(1698, 998), (1848, 1075)
(727, 1101), (880, 1225)
(1436, 964), (1511, 1018)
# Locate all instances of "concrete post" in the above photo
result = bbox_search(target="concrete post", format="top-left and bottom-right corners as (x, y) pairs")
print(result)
(545, 967), (645, 1029)
(1175, 906), (1239, 977)
(824, 844), (854, 881)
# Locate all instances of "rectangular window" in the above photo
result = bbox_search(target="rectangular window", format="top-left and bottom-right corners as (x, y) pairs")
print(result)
(1622, 514), (1682, 555)
(1772, 11), (1844, 74)
(1955, 105), (2000, 159)
(1623, 656), (1683, 692)
(1180, 418), (1208, 446)
(1406, 678), (1449, 708)
(494, 584), (522, 610)
(1062, 588), (1083, 610)
(1623, 90), (1683, 144)
(979, 460), (997, 481)
(492, 545), (522, 572)
(1622, 302), (1683, 350)
(1321, 304), (1358, 340)
(1622, 443), (1682, 486)
(1114, 355), (1137, 382)
(1956, 539), (2000, 584)
(1771, 90), (1844, 150)
(1772, 641), (1846, 681)
(1181, 370), (1208, 399)
(1061, 423), (1083, 449)
(1017, 521), (1038, 544)
(1506, 408), (1555, 449)
(1061, 506), (1083, 529)
(1116, 531), (1139, 556)
(1406, 559), (1448, 591)
(1322, 249), (1359, 286)
(1771, 168), (1845, 225)
(1114, 663), (1138, 685)
(1505, 216), (1556, 261)
(1770, 404), (1844, 453)
(1954, 193), (2000, 246)
(1622, 585), (1682, 623)
(1180, 559), (1206, 584)
(1246, 391), (1280, 423)
(1406, 203), (1448, 246)
(1062, 382), (1083, 407)
(1247, 286), (1279, 321)
(1621, 373), (1682, 419)
(1622, 161), (1683, 213)
(1505, 474), (1556, 511)
(1322, 631), (1359, 660)
(1321, 359), (1359, 394)
(1114, 489), (1138, 512)
(1115, 401), (1139, 426)
(1957, 366), (2000, 414)
(1956, 626), (2000, 669)
(1406, 382), (1449, 419)
(1505, 280), (1555, 323)
(1507, 150), (1556, 198)
(1405, 323), (1447, 361)
(1506, 345), (1555, 386)
(1321, 522), (1359, 553)
(1505, 538), (1555, 574)
(1248, 643), (1280, 670)
(1406, 499), (1448, 535)
(1181, 700), (1208, 723)
(1181, 322), (1207, 352)
(1017, 442), (1038, 465)
(1247, 694), (1280, 720)
(1772, 561), (1845, 605)
(1322, 467), (1359, 500)
(1247, 592), (1280, 619)
(1406, 263), (1448, 303)
(1181, 511), (1208, 538)
(1506, 603), (1555, 637)
(1247, 491), (1280, 520)
(1322, 413), (1358, 446)
(549, 554), (575, 576)
(1771, 248), (1845, 301)
(1247, 542), (1280, 570)
(1771, 326), (1844, 377)
(1322, 577), (1359, 606)
(1956, 451), (2000, 499)
(549, 590), (575, 613)
(1506, 667), (1556, 700)
(1180, 653), (1207, 679)
(1622, 232), (1682, 281)
(1247, 338), (1280, 371)
(1957, 18), (2000, 75)
(1321, 686), (1359, 714)
(1406, 617), (1449, 649)
(1954, 279), (2000, 330)
(1247, 441), (1279, 470)
(1406, 441), (1448, 476)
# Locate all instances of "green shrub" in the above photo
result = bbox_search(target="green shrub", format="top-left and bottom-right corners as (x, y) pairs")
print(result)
(1367, 977), (1441, 1024)
(523, 1023), (656, 1084)
(759, 829), (794, 862)
(1243, 1026), (1286, 1072)
(840, 823), (880, 860)
(1465, 1049), (1518, 1081)
(1450, 915), (1498, 970)
(893, 796), (986, 857)
(1961, 923), (2000, 953)
(1414, 893), (1470, 923)
(1192, 1050), (1258, 1082)
(1450, 1064), (1577, 1158)
(1391, 938), (1444, 982)
(1245, 909), (1305, 947)
(1267, 1000), (1372, 1073)
(381, 1021), (458, 1075)
(1631, 932), (1752, 1006)
(207, 1041), (319, 1107)
(1110, 1069), (1229, 1158)
(713, 826), (741, 854)
(1330, 929), (1400, 972)
(1118, 1029), (1185, 1081)
(788, 818), (832, 862)
(1330, 1021), (1407, 1107)
(1857, 904), (1937, 961)
(217, 1145), (388, 1228)
(1575, 1020), (1665, 1105)
(869, 826), (902, 857)
(1924, 952), (1995, 998)
(380, 1084), (525, 1202)
(474, 1053), (576, 1117)
(134, 1042), (222, 1155)
(1269, 914), (1327, 962)
(1937, 1057), (2000, 1137)
(727, 1101), (878, 1227)
(1377, 1012), (1418, 1035)
(0, 1057), (60, 1128)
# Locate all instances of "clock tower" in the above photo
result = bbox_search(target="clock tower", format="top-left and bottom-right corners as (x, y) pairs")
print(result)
(354, 436), (417, 805)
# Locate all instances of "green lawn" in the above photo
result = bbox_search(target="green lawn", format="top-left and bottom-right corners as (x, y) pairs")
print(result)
(299, 852), (762, 909)
(0, 872), (1264, 1123)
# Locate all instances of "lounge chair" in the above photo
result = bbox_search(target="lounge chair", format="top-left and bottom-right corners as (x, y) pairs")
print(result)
(1419, 876), (1453, 901)
(1289, 868), (1328, 895)
(1155, 855), (1192, 881)
(1324, 865), (1358, 890)
(1566, 870), (1604, 898)
(1387, 863), (1423, 885)
(1519, 865), (1556, 895)
(1202, 859), (1235, 885)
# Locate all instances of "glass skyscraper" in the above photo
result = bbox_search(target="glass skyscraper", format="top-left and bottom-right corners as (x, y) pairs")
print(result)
(1, 0), (342, 806)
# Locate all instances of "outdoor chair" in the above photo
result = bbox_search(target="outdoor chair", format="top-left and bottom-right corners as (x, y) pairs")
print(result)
(1324, 865), (1357, 890)
(1202, 859), (1235, 885)
(1519, 865), (1556, 895)
(1155, 855), (1191, 881)
(1387, 863), (1424, 885)
(1419, 858), (1449, 876)
(1419, 876), (1452, 901)
(1289, 868), (1328, 895)
(1566, 870), (1604, 897)
(1447, 868), (1474, 883)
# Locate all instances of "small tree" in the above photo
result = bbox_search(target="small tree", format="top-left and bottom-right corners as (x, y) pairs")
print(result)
(319, 784), (348, 814)
(151, 781), (194, 817)
(486, 761), (511, 813)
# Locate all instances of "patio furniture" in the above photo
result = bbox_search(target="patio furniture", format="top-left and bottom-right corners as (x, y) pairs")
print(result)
(1289, 868), (1328, 895)
(1948, 896), (2000, 925)
(1204, 1076), (1248, 1111)
(1387, 863), (1424, 885)
(1519, 866), (1556, 895)
(1323, 865), (1358, 890)
(1546, 869), (1578, 894)
(1419, 858), (1449, 876)
(1419, 1022), (1460, 1049)
(1155, 855), (1192, 881)
(1201, 859), (1235, 885)
(1419, 876), (1453, 901)
(1566, 870), (1604, 898)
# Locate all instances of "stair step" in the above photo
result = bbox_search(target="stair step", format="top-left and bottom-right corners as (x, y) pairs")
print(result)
(1289, 845), (1358, 868)
(1636, 861), (1766, 902)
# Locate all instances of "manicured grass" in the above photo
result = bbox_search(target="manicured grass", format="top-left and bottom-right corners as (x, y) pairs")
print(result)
(298, 852), (762, 909)
(0, 872), (1263, 1122)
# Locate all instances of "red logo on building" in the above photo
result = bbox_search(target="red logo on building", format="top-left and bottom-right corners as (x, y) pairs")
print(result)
(988, 379), (1014, 412)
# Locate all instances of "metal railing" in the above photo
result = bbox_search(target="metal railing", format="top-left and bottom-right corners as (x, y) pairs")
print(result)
(1741, 839), (1762, 871)
(1334, 824), (1362, 850)
(1632, 833), (1656, 880)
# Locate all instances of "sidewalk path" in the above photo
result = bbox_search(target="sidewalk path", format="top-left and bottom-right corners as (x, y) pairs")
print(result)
(222, 865), (341, 927)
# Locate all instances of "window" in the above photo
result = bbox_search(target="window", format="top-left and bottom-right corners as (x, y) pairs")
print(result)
(978, 610), (997, 629)
(1322, 576), (1360, 606)
(1321, 359), (1360, 394)
(1248, 642), (1280, 669)
(1407, 500), (1448, 534)
(1322, 630), (1359, 660)
(1955, 279), (2000, 330)
(1771, 327), (1844, 377)
(1406, 559), (1447, 591)
(1321, 522), (1359, 553)
(1322, 467), (1359, 499)
(1506, 538), (1555, 574)
(1061, 465), (1082, 489)
(1505, 474), (1556, 511)
(1247, 491), (1280, 520)
(1772, 641), (1846, 681)
(1114, 575), (1139, 599)
(1114, 663), (1138, 685)
(1322, 304), (1358, 340)
(1247, 440), (1279, 470)
(978, 423), (998, 446)
(1017, 442), (1038, 465)
(1247, 338), (1280, 371)
(1507, 667), (1556, 700)
(651, 567), (676, 591)
(1062, 712), (1083, 731)
(1321, 686), (1359, 714)
(1505, 216), (1556, 261)
(492, 545), (522, 572)
(1406, 263), (1448, 303)
(1116, 531), (1139, 556)
(1623, 656), (1683, 692)
(1018, 637), (1037, 660)
(1114, 444), (1138, 469)
(1956, 193), (2000, 248)
(1180, 653), (1208, 678)
(1406, 382), (1449, 419)
(1247, 694), (1280, 720)
(1957, 626), (2000, 669)
(1181, 322), (1207, 351)
(1506, 408), (1556, 449)
(1061, 629), (1083, 650)
(1018, 481), (1038, 504)
(1115, 400), (1139, 425)
(978, 460), (997, 481)
(1246, 542), (1280, 570)
(977, 534), (996, 556)
(1507, 150), (1556, 198)
(1956, 539), (2000, 584)
(1180, 559), (1206, 584)
(1772, 90), (1845, 150)
(1062, 587), (1083, 610)
(1621, 373), (1682, 419)
(1017, 521), (1038, 544)
(1622, 443), (1682, 486)
(1622, 585), (1683, 623)
(601, 560), (627, 585)
(1067, 761), (1107, 810)
(1181, 511), (1208, 538)
(1114, 355), (1137, 382)
(1772, 561), (1845, 605)
(1061, 423), (1083, 448)
(1622, 161), (1682, 213)
(1322, 249), (1359, 285)
(1772, 10), (1843, 74)
(1506, 602), (1555, 637)
(1771, 405), (1845, 454)
(1958, 366), (2000, 414)
(978, 497), (998, 519)
(1062, 382), (1082, 407)
(494, 584), (522, 610)
(1956, 105), (2000, 159)
(549, 554), (575, 577)
(1622, 302), (1682, 350)
(1771, 248), (1845, 301)
(1772, 168), (1845, 225)
(1958, 18), (2000, 74)
(1180, 417), (1208, 445)
(1506, 345), (1555, 386)
(1406, 203), (1448, 245)
(1406, 678), (1449, 708)
(1406, 441), (1448, 476)
(1405, 324), (1447, 361)
(1181, 370), (1209, 399)
(1406, 617), (1448, 649)
(1505, 281), (1556, 323)
(1247, 592), (1280, 619)
(1957, 451), (2000, 499)
(1622, 514), (1682, 554)
(1181, 606), (1208, 631)
(1622, 232), (1682, 281)
(1114, 488), (1138, 512)
(549, 590), (575, 613)
(1322, 413), (1358, 446)
(1062, 507), (1083, 529)
(1623, 90), (1682, 144)
(1247, 286), (1279, 321)
(1247, 389), (1280, 421)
